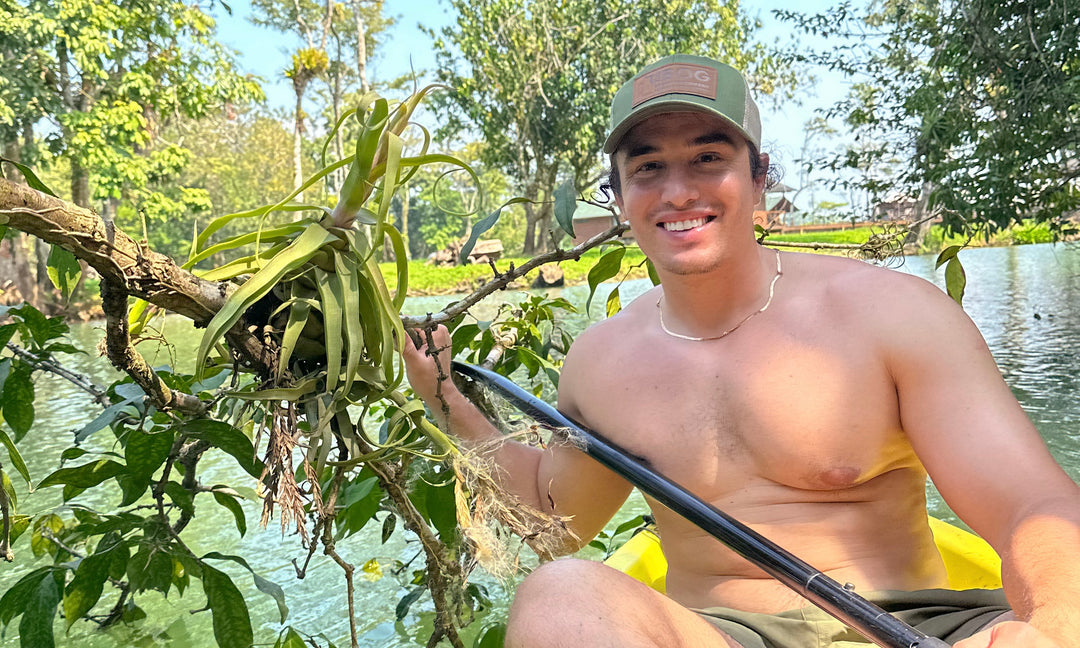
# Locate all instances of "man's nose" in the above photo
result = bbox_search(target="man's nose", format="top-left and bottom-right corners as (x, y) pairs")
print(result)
(661, 167), (699, 208)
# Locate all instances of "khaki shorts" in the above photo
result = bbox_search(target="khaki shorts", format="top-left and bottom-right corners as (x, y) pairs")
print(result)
(694, 589), (1010, 648)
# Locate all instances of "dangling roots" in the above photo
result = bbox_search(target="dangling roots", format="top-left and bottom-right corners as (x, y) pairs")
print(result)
(259, 402), (310, 543)
(450, 428), (576, 580)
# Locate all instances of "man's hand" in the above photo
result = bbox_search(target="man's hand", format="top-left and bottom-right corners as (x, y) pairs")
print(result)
(401, 325), (455, 407)
(954, 621), (1061, 648)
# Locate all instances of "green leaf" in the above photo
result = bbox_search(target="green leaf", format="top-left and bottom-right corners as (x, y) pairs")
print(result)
(165, 482), (195, 517)
(202, 552), (288, 624)
(181, 420), (263, 479)
(63, 547), (112, 629)
(381, 512), (396, 544)
(2, 363), (35, 441)
(944, 256), (966, 305)
(460, 197), (530, 264)
(0, 158), (58, 197)
(646, 259), (661, 286)
(612, 515), (645, 538)
(474, 622), (507, 648)
(605, 286), (622, 318)
(200, 563), (254, 648)
(553, 179), (577, 237)
(121, 429), (174, 505)
(395, 587), (425, 621)
(0, 323), (17, 350)
(935, 244), (962, 269)
(0, 426), (30, 486)
(128, 546), (174, 595)
(212, 491), (247, 537)
(45, 246), (81, 302)
(0, 567), (50, 626)
(19, 570), (60, 648)
(586, 246), (626, 315)
(277, 628), (307, 648)
(37, 460), (124, 490)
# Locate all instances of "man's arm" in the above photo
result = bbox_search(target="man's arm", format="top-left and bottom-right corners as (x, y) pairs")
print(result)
(401, 326), (633, 553)
(879, 273), (1080, 647)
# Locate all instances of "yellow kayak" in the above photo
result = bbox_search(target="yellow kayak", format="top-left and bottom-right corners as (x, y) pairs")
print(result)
(604, 517), (1002, 593)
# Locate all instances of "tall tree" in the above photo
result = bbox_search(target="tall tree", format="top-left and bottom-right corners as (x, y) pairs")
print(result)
(781, 0), (1080, 234)
(428, 0), (795, 254)
(251, 0), (392, 197)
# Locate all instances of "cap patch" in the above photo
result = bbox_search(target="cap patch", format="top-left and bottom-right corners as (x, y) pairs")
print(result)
(632, 63), (718, 107)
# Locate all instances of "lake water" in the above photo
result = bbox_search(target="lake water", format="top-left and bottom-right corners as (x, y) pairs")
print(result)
(3, 243), (1078, 647)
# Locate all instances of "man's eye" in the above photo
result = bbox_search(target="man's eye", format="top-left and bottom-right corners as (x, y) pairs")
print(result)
(698, 153), (722, 164)
(636, 161), (660, 173)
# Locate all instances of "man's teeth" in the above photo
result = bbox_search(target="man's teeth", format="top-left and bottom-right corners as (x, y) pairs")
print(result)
(662, 217), (707, 232)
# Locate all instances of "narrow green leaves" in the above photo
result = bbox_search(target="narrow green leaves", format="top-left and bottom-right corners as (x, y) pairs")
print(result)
(195, 223), (336, 378)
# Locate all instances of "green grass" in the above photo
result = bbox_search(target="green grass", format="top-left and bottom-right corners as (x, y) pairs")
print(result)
(379, 221), (1056, 296)
(766, 227), (878, 245)
(382, 245), (650, 296)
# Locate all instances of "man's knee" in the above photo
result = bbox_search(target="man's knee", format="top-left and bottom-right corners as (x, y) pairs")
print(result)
(507, 559), (629, 646)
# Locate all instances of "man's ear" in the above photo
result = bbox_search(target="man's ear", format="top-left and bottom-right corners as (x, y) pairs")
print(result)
(755, 152), (770, 194)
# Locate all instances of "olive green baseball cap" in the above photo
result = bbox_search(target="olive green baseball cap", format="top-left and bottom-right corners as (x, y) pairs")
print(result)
(604, 54), (761, 154)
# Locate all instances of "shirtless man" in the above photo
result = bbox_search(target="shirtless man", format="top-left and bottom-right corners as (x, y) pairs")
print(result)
(403, 55), (1080, 647)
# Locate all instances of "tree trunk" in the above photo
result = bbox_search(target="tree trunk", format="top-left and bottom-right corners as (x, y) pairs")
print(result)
(293, 89), (305, 203)
(356, 1), (369, 93)
(903, 181), (935, 252)
(71, 157), (91, 208)
(522, 202), (539, 255)
(0, 235), (38, 307)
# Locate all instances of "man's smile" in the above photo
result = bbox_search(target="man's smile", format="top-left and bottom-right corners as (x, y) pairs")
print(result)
(659, 215), (716, 232)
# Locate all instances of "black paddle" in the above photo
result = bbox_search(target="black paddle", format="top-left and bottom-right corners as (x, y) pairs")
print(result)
(451, 361), (951, 648)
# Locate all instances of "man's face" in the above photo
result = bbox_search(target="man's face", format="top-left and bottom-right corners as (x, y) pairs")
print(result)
(613, 111), (766, 277)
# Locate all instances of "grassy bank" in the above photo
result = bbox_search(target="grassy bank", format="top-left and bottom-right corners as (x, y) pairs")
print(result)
(767, 221), (1055, 251)
(385, 221), (1058, 296)
(383, 245), (650, 296)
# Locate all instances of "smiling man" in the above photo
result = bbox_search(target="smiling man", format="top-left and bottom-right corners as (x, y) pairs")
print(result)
(403, 55), (1080, 647)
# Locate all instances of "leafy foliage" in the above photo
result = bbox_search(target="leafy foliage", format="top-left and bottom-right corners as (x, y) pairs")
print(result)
(781, 0), (1080, 234)
(430, 0), (796, 254)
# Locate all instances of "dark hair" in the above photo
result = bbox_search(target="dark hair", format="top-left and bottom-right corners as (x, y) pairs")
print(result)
(600, 141), (781, 201)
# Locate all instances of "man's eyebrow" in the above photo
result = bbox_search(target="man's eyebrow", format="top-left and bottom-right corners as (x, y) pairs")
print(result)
(692, 131), (735, 147)
(624, 143), (657, 160)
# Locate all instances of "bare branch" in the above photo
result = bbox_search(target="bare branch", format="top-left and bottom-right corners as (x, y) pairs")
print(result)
(100, 277), (205, 415)
(401, 222), (629, 328)
(4, 343), (109, 406)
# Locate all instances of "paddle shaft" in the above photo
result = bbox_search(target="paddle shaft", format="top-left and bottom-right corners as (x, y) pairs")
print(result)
(452, 362), (950, 648)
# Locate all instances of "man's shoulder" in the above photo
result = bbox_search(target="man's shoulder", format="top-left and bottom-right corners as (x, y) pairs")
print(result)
(784, 251), (942, 309)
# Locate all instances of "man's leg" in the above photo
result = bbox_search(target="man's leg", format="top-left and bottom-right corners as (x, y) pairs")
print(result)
(505, 559), (742, 648)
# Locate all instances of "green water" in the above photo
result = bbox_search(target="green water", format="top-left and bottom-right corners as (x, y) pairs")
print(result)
(3, 243), (1078, 646)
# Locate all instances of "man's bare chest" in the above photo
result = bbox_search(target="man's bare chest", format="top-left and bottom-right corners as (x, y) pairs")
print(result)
(576, 339), (910, 498)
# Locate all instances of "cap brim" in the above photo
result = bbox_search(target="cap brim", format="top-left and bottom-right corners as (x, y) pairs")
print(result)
(603, 100), (755, 155)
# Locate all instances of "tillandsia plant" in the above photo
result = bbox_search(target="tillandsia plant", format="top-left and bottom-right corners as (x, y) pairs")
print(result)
(167, 86), (570, 647)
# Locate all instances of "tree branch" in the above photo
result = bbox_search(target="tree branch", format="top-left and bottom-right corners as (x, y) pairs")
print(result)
(100, 277), (205, 414)
(0, 177), (274, 375)
(4, 343), (110, 407)
(401, 222), (629, 328)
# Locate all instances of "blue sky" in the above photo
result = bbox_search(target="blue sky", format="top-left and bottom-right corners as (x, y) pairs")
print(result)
(210, 0), (858, 210)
